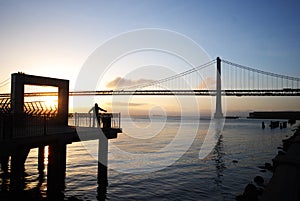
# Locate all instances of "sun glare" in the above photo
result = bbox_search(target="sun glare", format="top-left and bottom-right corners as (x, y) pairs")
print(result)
(43, 96), (58, 108)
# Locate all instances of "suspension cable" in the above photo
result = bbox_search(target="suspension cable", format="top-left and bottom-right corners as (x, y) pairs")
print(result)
(222, 59), (300, 82)
(119, 59), (216, 90)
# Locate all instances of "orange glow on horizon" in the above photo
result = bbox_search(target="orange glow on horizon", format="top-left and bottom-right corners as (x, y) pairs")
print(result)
(43, 96), (58, 109)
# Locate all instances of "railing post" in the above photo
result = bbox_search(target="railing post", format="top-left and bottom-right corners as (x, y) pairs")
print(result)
(119, 113), (121, 129)
(74, 112), (77, 126)
(214, 57), (223, 118)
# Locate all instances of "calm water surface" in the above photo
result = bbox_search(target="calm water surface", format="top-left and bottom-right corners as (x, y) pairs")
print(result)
(1, 117), (297, 200)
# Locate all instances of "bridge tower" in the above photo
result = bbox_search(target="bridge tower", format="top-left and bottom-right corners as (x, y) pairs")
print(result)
(214, 57), (223, 118)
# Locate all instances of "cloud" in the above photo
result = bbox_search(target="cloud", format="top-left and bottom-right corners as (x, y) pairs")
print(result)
(108, 101), (148, 107)
(197, 77), (216, 89)
(106, 77), (155, 89)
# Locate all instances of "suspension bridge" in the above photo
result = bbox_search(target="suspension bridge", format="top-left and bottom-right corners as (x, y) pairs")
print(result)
(1, 57), (299, 118)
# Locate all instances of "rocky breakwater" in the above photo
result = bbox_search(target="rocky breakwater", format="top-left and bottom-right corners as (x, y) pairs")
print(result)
(260, 125), (300, 201)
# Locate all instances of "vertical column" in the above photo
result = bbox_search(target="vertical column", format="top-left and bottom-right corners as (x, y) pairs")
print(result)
(10, 146), (30, 191)
(214, 57), (223, 118)
(11, 73), (25, 115)
(97, 137), (108, 200)
(10, 150), (23, 191)
(57, 80), (69, 126)
(47, 142), (66, 200)
(38, 146), (45, 174)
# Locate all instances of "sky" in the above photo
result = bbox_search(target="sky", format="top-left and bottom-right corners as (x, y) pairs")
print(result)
(0, 0), (300, 116)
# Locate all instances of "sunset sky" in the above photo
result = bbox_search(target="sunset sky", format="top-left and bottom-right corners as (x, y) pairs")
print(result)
(0, 0), (300, 116)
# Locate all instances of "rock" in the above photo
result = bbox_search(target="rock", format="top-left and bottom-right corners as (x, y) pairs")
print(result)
(243, 183), (259, 201)
(264, 162), (273, 171)
(235, 194), (244, 201)
(254, 175), (264, 186)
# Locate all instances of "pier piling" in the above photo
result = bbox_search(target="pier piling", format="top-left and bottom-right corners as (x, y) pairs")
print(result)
(97, 136), (108, 199)
(38, 146), (45, 174)
(47, 142), (67, 199)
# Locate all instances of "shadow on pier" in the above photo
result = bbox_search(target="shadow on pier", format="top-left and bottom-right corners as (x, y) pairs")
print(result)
(0, 73), (122, 200)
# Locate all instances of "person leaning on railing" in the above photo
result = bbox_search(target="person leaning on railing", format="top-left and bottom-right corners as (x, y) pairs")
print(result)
(88, 103), (107, 127)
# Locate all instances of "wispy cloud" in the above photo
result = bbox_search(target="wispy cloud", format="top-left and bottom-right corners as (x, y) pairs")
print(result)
(108, 101), (148, 107)
(106, 77), (155, 89)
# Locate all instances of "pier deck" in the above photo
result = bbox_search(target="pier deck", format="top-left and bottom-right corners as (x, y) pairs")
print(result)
(0, 125), (121, 154)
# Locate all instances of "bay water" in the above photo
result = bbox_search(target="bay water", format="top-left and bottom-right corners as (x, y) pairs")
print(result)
(2, 117), (297, 200)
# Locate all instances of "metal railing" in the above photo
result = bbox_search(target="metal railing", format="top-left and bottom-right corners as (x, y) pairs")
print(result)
(0, 112), (121, 140)
(0, 98), (58, 117)
(0, 114), (49, 140)
(71, 112), (121, 129)
(0, 98), (11, 114)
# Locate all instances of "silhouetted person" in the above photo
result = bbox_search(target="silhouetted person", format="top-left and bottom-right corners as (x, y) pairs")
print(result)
(262, 121), (265, 129)
(89, 103), (107, 127)
(95, 103), (107, 113)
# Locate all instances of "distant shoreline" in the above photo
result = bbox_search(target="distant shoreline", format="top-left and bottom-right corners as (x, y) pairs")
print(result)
(248, 111), (300, 120)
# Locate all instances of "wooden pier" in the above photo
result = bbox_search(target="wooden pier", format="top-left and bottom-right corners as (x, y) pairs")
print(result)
(0, 73), (122, 200)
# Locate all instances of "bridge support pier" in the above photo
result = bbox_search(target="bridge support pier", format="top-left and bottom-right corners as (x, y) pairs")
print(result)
(214, 57), (224, 119)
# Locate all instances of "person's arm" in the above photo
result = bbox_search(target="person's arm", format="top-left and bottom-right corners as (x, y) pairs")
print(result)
(99, 107), (107, 112)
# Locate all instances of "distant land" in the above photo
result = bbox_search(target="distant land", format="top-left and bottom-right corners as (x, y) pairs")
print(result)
(248, 111), (300, 120)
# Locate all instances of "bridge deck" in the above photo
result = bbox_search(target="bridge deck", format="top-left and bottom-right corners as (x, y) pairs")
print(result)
(1, 89), (299, 98)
